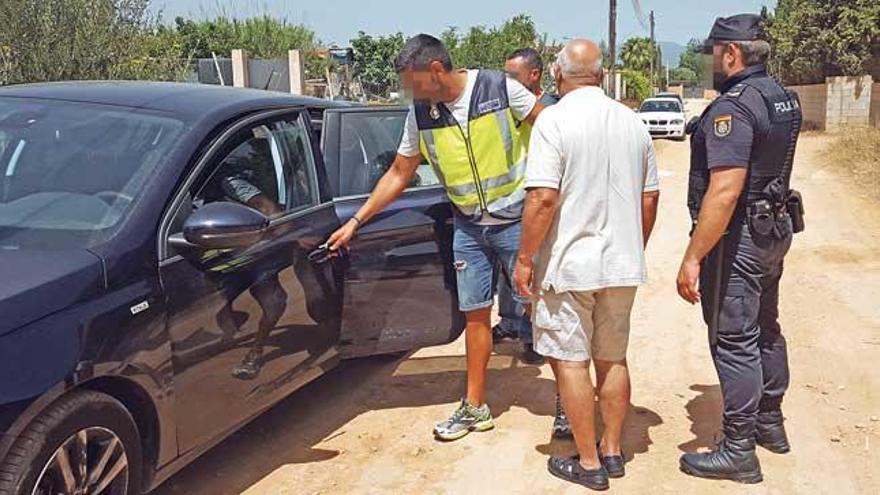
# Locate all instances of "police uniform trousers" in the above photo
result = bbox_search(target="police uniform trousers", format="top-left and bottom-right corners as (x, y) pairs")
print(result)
(700, 217), (792, 437)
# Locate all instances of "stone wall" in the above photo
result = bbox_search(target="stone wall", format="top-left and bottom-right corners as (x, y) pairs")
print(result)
(789, 83), (828, 130)
(825, 75), (873, 128)
(666, 84), (684, 97)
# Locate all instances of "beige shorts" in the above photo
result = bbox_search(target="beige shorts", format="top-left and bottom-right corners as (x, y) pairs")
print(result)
(532, 286), (637, 362)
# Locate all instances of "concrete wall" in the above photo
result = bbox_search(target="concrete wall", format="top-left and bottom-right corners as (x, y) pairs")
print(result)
(789, 83), (827, 130)
(825, 75), (873, 128)
(871, 82), (880, 129)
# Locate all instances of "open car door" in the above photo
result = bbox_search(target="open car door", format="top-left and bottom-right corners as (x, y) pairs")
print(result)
(321, 107), (465, 357)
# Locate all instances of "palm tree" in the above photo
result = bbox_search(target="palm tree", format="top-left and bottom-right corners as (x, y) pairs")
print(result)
(620, 37), (655, 73)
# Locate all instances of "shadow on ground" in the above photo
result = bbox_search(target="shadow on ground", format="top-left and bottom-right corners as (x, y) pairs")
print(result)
(678, 384), (723, 453)
(155, 351), (559, 494)
(534, 404), (663, 462)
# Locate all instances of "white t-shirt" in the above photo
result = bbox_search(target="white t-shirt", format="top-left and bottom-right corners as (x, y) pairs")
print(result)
(525, 86), (660, 293)
(397, 70), (537, 224)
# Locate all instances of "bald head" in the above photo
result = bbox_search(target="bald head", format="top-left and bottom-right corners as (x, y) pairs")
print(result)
(554, 39), (604, 93)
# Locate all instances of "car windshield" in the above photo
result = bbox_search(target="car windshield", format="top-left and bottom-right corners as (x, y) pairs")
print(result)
(640, 100), (682, 113)
(0, 98), (185, 250)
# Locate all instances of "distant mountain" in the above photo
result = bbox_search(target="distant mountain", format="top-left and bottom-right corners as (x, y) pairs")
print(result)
(659, 41), (686, 68)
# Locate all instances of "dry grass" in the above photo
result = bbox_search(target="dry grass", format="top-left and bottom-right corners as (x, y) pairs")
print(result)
(822, 126), (880, 199)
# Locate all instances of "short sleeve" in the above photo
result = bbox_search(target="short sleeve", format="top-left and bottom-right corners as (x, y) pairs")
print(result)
(396, 106), (422, 157)
(643, 134), (660, 192)
(221, 177), (261, 203)
(703, 99), (754, 170)
(505, 77), (538, 122)
(524, 112), (563, 190)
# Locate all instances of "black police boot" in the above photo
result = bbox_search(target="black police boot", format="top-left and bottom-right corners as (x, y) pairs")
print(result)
(756, 410), (790, 454)
(680, 430), (763, 484)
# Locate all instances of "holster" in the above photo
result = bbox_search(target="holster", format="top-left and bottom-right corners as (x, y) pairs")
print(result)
(747, 179), (800, 240)
(786, 189), (805, 233)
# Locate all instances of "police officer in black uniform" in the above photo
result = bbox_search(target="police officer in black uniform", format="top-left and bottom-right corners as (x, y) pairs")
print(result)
(676, 14), (805, 483)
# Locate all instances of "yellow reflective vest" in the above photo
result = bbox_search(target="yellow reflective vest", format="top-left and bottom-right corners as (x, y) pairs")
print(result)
(416, 70), (529, 221)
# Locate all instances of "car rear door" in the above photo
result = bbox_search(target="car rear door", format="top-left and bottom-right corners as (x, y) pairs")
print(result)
(322, 107), (464, 357)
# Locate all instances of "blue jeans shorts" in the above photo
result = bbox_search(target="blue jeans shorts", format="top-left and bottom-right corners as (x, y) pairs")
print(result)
(453, 217), (528, 312)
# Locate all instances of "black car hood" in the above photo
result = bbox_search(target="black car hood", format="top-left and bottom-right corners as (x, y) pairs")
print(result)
(0, 249), (104, 336)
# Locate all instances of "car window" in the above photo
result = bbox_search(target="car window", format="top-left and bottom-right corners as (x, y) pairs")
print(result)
(338, 111), (439, 197)
(193, 117), (318, 219)
(167, 115), (318, 250)
(640, 100), (682, 113)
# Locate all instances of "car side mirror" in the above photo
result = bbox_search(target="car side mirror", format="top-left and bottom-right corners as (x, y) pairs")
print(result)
(685, 116), (701, 135)
(170, 202), (270, 250)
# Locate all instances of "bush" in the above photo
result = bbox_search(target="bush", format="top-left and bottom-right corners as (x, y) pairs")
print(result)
(823, 126), (880, 199)
(621, 69), (651, 102)
(0, 0), (187, 84)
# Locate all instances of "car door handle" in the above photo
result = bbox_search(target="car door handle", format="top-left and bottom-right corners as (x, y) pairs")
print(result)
(308, 244), (343, 265)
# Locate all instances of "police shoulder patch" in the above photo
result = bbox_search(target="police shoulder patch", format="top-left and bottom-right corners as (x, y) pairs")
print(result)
(714, 114), (732, 137)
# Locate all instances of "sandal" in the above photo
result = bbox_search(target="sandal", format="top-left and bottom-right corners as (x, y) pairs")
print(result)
(597, 442), (626, 478)
(547, 455), (610, 491)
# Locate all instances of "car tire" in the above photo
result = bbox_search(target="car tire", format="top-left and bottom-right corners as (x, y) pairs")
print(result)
(0, 390), (143, 495)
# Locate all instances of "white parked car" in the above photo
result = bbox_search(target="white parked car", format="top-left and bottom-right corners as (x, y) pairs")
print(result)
(638, 97), (687, 141)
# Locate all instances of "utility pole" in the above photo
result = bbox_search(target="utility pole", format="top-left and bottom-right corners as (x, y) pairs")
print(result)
(609, 0), (617, 98)
(649, 10), (656, 92)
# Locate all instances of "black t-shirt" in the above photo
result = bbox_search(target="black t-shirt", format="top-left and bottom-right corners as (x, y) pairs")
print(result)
(691, 81), (773, 177)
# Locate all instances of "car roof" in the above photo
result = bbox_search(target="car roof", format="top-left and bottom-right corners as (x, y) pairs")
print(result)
(0, 81), (350, 123)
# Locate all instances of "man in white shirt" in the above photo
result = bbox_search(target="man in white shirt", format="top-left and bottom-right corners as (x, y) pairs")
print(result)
(514, 39), (660, 490)
(328, 34), (543, 441)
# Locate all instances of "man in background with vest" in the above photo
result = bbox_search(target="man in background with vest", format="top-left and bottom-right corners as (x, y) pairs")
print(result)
(676, 14), (803, 483)
(328, 34), (543, 441)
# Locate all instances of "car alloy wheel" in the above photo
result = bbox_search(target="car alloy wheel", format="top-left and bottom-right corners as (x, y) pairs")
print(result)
(31, 427), (129, 495)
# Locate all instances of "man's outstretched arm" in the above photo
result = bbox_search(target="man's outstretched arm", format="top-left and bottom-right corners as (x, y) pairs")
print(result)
(327, 152), (423, 251)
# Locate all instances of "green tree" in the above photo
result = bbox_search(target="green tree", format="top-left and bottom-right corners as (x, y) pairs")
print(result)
(346, 15), (559, 98)
(0, 0), (185, 84)
(669, 66), (698, 85)
(172, 15), (327, 79)
(678, 38), (706, 84)
(440, 14), (562, 73)
(350, 31), (405, 98)
(620, 37), (656, 73)
(767, 0), (880, 84)
(443, 14), (540, 70)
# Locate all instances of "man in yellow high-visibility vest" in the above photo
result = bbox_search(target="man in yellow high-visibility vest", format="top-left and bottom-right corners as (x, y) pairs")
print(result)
(328, 34), (543, 441)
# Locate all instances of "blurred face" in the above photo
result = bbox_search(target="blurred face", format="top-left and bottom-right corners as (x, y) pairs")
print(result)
(398, 61), (448, 102)
(708, 43), (742, 90)
(504, 57), (541, 93)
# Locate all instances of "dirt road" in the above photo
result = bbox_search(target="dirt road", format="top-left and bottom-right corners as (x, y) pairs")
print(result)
(156, 104), (880, 494)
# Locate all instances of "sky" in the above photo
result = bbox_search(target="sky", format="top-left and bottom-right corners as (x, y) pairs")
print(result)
(152, 0), (772, 48)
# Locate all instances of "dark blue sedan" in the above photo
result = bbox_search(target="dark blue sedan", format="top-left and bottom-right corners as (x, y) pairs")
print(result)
(0, 82), (463, 495)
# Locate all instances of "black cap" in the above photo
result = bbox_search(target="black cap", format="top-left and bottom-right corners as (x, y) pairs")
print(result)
(707, 14), (763, 42)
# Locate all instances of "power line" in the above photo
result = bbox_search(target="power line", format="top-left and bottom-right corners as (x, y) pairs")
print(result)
(631, 0), (649, 31)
